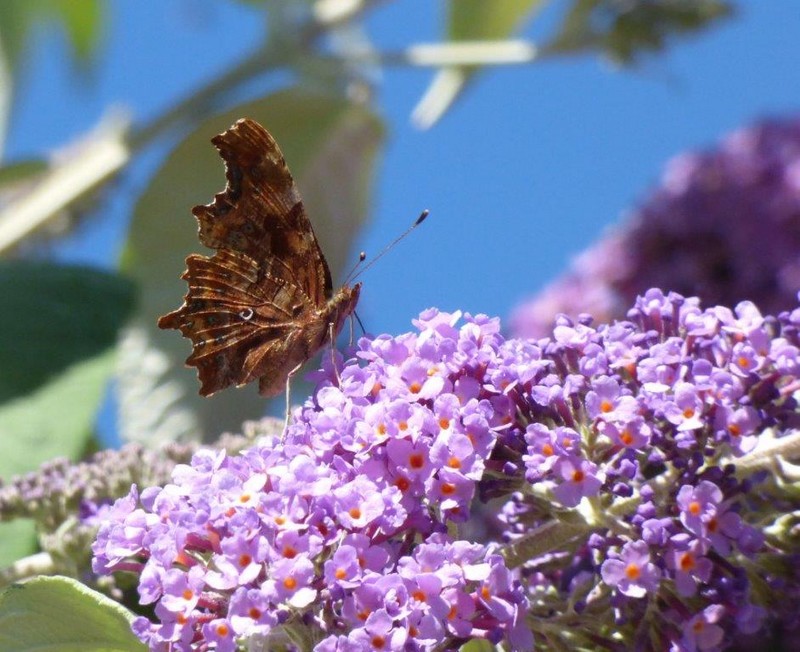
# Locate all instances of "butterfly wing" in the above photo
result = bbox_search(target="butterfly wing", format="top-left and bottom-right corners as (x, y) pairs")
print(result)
(159, 118), (358, 398)
(158, 249), (313, 396)
(193, 117), (333, 305)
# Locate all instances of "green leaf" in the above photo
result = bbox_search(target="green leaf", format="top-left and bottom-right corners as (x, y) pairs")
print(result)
(0, 159), (47, 187)
(120, 88), (384, 442)
(0, 2), (30, 74)
(414, 0), (542, 127)
(52, 0), (104, 60)
(0, 264), (135, 563)
(0, 350), (122, 571)
(0, 262), (136, 402)
(460, 638), (495, 652)
(0, 522), (36, 573)
(0, 349), (118, 470)
(448, 0), (544, 43)
(543, 0), (734, 63)
(0, 575), (145, 651)
(0, 0), (104, 68)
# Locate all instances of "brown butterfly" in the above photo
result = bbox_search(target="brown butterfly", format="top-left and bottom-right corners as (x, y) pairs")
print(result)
(158, 118), (361, 397)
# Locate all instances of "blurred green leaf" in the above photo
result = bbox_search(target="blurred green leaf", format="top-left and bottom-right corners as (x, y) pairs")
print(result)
(448, 0), (543, 44)
(0, 522), (35, 573)
(544, 0), (734, 63)
(0, 350), (119, 565)
(0, 575), (145, 651)
(0, 0), (104, 72)
(0, 267), (130, 568)
(0, 1), (101, 152)
(461, 638), (494, 652)
(413, 0), (542, 128)
(0, 263), (136, 402)
(0, 349), (118, 466)
(0, 159), (47, 186)
(0, 263), (135, 546)
(121, 87), (384, 442)
(0, 2), (29, 73)
(52, 0), (104, 60)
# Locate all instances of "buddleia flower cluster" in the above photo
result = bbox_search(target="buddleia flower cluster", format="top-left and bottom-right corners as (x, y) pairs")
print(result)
(0, 436), (248, 589)
(511, 116), (800, 338)
(93, 290), (800, 651)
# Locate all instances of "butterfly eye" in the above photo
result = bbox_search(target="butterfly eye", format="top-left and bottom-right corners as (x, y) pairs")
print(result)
(239, 308), (254, 321)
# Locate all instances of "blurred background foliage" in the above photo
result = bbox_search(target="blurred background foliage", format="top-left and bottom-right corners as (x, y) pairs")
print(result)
(0, 0), (734, 565)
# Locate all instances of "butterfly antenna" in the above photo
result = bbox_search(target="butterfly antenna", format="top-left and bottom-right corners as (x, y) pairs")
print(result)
(343, 251), (367, 285)
(351, 209), (430, 282)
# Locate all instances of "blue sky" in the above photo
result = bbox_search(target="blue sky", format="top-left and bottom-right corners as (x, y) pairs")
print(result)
(9, 1), (800, 338)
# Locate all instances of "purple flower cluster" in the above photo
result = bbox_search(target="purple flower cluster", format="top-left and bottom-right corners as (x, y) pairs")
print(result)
(93, 309), (532, 651)
(94, 292), (800, 650)
(502, 289), (800, 650)
(511, 116), (800, 338)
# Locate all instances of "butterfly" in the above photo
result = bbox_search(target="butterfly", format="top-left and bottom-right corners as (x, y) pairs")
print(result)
(158, 118), (361, 397)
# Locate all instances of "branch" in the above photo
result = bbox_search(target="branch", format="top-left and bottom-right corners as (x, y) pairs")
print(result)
(318, 38), (539, 68)
(0, 115), (129, 255)
(734, 429), (800, 481)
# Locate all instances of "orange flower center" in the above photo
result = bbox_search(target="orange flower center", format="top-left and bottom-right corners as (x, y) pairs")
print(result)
(679, 552), (695, 571)
(624, 563), (641, 580)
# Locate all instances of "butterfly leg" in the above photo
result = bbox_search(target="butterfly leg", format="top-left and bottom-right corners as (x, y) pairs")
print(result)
(281, 361), (305, 441)
(348, 313), (355, 346)
(352, 311), (366, 339)
(327, 321), (344, 388)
